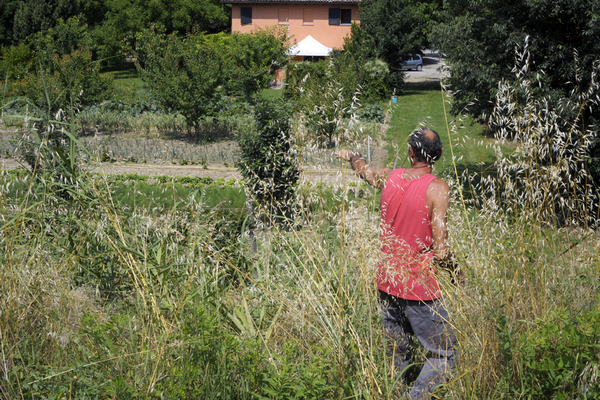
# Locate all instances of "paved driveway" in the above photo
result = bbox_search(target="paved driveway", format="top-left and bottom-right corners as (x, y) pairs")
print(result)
(404, 50), (448, 83)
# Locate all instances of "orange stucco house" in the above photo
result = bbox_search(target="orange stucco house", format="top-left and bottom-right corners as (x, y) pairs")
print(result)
(222, 0), (360, 61)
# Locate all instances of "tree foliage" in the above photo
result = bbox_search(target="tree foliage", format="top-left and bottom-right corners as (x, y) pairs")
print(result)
(205, 27), (289, 100)
(236, 99), (299, 223)
(431, 0), (600, 120)
(135, 28), (288, 140)
(0, 0), (20, 46)
(135, 29), (223, 141)
(344, 0), (440, 91)
(0, 0), (231, 66)
(21, 49), (113, 115)
(30, 17), (94, 64)
(93, 0), (230, 64)
(357, 0), (422, 65)
(13, 0), (81, 43)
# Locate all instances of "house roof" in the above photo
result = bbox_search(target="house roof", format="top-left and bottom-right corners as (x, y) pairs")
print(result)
(223, 0), (359, 3)
(287, 35), (332, 57)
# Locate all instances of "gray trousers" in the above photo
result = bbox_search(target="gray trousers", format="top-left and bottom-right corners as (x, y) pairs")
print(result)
(378, 290), (457, 400)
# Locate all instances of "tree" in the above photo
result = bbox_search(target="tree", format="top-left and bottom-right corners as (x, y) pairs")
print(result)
(431, 0), (600, 120)
(21, 48), (113, 116)
(207, 27), (289, 100)
(0, 0), (19, 46)
(145, 0), (230, 34)
(78, 0), (109, 28)
(236, 99), (299, 224)
(13, 0), (80, 43)
(135, 29), (223, 141)
(30, 17), (94, 64)
(93, 0), (230, 65)
(344, 0), (438, 91)
(408, 0), (442, 50)
(354, 0), (422, 64)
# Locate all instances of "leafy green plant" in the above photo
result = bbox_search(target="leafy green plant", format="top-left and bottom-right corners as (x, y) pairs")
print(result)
(511, 308), (600, 399)
(362, 59), (391, 101)
(359, 104), (385, 123)
(236, 98), (299, 224)
(205, 28), (289, 101)
(20, 49), (113, 116)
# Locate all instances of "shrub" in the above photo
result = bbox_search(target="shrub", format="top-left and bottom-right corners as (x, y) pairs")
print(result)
(20, 48), (113, 115)
(236, 98), (299, 224)
(0, 43), (33, 83)
(206, 28), (290, 100)
(511, 308), (600, 399)
(362, 59), (390, 101)
(358, 104), (385, 123)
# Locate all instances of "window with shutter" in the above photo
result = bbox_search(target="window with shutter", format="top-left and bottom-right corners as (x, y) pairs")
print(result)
(328, 8), (340, 25)
(241, 7), (252, 25)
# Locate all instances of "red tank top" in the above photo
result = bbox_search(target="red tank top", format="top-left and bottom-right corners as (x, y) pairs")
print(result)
(377, 168), (441, 301)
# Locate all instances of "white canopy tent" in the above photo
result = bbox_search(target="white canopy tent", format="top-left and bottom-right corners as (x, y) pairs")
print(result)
(287, 35), (332, 57)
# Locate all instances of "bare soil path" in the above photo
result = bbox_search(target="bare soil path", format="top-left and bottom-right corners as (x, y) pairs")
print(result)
(1, 157), (370, 187)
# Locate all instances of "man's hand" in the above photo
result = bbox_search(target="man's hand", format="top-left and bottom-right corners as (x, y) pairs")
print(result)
(334, 149), (355, 161)
(334, 148), (392, 189)
(434, 253), (464, 286)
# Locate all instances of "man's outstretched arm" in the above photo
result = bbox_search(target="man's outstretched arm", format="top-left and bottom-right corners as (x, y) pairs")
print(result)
(334, 149), (392, 189)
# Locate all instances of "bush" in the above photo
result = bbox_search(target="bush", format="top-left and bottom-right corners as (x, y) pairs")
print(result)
(508, 308), (600, 399)
(21, 48), (113, 114)
(358, 104), (385, 123)
(0, 42), (32, 83)
(206, 28), (289, 100)
(236, 98), (299, 224)
(135, 29), (222, 142)
(361, 59), (390, 101)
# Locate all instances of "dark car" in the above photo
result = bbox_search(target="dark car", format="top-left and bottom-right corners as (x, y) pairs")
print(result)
(400, 54), (423, 71)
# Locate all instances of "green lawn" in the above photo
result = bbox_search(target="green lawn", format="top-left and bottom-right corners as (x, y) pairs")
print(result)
(102, 67), (151, 103)
(387, 81), (498, 179)
(260, 88), (284, 101)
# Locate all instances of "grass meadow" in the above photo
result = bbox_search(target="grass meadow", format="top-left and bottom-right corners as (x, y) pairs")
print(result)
(0, 72), (599, 399)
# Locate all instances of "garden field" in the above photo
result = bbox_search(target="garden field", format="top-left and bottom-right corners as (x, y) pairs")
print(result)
(1, 78), (599, 400)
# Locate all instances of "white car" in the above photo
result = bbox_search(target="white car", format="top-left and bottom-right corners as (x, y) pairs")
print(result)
(400, 54), (423, 71)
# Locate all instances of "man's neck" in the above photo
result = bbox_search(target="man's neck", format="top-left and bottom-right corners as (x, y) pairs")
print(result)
(404, 163), (432, 180)
(408, 162), (432, 171)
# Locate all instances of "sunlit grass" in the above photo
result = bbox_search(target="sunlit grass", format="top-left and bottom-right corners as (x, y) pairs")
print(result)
(103, 67), (151, 103)
(260, 88), (284, 101)
(389, 81), (498, 177)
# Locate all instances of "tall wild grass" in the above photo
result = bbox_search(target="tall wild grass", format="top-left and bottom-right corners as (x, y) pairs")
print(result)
(1, 39), (599, 398)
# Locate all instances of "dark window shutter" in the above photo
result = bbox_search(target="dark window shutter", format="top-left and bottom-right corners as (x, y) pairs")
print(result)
(340, 9), (351, 24)
(241, 7), (252, 24)
(329, 8), (340, 25)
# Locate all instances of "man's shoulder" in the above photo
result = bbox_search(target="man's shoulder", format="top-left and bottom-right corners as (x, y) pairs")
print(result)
(427, 177), (450, 196)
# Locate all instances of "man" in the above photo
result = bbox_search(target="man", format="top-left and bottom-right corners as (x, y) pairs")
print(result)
(335, 128), (457, 399)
